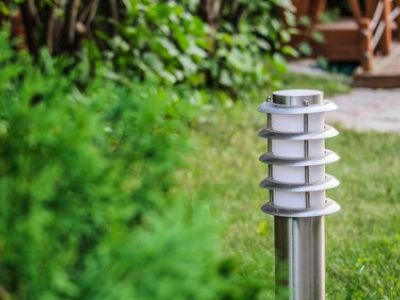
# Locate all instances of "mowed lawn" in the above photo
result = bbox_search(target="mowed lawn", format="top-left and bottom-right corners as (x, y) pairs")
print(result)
(185, 79), (400, 299)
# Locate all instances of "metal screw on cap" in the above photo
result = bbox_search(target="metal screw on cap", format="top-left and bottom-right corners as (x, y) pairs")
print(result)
(258, 89), (340, 300)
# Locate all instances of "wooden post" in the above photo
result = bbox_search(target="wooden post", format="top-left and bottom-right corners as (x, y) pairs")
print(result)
(365, 0), (378, 19)
(395, 0), (400, 38)
(310, 0), (327, 23)
(380, 0), (393, 54)
(349, 0), (363, 21)
(298, 0), (311, 16)
(292, 0), (302, 13)
(360, 18), (374, 71)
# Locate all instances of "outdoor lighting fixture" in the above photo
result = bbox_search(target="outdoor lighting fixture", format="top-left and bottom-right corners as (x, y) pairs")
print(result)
(258, 89), (340, 300)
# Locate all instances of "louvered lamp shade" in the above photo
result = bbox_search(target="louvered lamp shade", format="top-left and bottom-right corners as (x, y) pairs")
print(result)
(258, 89), (340, 217)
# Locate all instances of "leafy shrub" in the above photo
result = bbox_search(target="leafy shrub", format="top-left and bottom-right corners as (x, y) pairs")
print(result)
(198, 0), (294, 93)
(2, 0), (295, 100)
(97, 1), (210, 86)
(93, 0), (295, 96)
(0, 33), (234, 299)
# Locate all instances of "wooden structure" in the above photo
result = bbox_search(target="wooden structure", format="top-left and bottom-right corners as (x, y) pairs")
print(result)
(293, 0), (400, 87)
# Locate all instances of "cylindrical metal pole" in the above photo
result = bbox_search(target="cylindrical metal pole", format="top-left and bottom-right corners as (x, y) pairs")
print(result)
(275, 217), (325, 300)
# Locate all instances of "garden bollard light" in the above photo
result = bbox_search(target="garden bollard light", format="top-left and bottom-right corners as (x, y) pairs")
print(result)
(258, 89), (340, 300)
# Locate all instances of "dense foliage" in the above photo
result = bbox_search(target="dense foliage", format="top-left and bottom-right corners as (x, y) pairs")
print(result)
(0, 33), (261, 299)
(0, 1), (296, 298)
(1, 0), (295, 97)
(99, 0), (293, 93)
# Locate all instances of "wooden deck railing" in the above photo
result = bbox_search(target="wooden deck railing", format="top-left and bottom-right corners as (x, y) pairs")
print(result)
(360, 0), (400, 71)
(292, 0), (400, 72)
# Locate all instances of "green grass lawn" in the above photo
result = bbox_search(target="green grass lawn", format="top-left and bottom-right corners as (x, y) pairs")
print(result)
(185, 75), (400, 299)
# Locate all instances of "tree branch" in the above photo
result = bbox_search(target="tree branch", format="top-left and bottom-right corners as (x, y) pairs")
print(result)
(20, 1), (39, 55)
(66, 0), (81, 46)
(109, 0), (119, 36)
(79, 0), (99, 26)
(46, 2), (59, 52)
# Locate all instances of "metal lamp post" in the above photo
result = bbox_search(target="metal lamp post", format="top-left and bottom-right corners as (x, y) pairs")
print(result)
(258, 89), (340, 300)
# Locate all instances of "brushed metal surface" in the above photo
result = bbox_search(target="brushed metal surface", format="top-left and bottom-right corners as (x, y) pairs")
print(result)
(258, 100), (337, 115)
(275, 217), (325, 300)
(272, 89), (323, 107)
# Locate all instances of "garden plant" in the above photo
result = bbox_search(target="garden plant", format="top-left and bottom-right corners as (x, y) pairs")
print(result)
(0, 1), (399, 299)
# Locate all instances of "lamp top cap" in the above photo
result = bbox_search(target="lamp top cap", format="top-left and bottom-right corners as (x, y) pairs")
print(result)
(271, 89), (323, 107)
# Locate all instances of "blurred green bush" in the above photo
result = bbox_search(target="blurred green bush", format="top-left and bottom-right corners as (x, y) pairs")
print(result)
(1, 0), (295, 99)
(0, 32), (265, 299)
(96, 0), (293, 95)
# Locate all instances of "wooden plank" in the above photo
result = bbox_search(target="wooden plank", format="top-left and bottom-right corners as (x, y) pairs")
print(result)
(317, 32), (360, 45)
(374, 41), (400, 71)
(319, 28), (359, 39)
(353, 42), (400, 87)
(353, 74), (400, 87)
(390, 7), (400, 20)
(371, 1), (384, 30)
(348, 0), (363, 21)
(313, 46), (362, 60)
(372, 20), (386, 49)
(314, 19), (358, 31)
(314, 20), (359, 42)
(379, 0), (393, 54)
(313, 19), (362, 60)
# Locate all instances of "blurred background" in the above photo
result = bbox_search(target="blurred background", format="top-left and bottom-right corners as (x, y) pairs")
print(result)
(0, 1), (399, 299)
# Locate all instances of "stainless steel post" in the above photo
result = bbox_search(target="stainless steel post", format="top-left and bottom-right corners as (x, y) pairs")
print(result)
(275, 217), (325, 300)
(257, 89), (340, 300)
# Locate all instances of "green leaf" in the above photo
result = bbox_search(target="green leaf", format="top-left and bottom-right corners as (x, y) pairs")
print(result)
(298, 42), (312, 56)
(188, 41), (207, 58)
(311, 31), (325, 43)
(158, 38), (180, 57)
(219, 70), (233, 87)
(143, 52), (164, 73)
(111, 36), (130, 52)
(178, 55), (197, 75)
(174, 31), (190, 51)
(272, 53), (287, 73)
(227, 48), (252, 72)
(282, 45), (298, 58)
